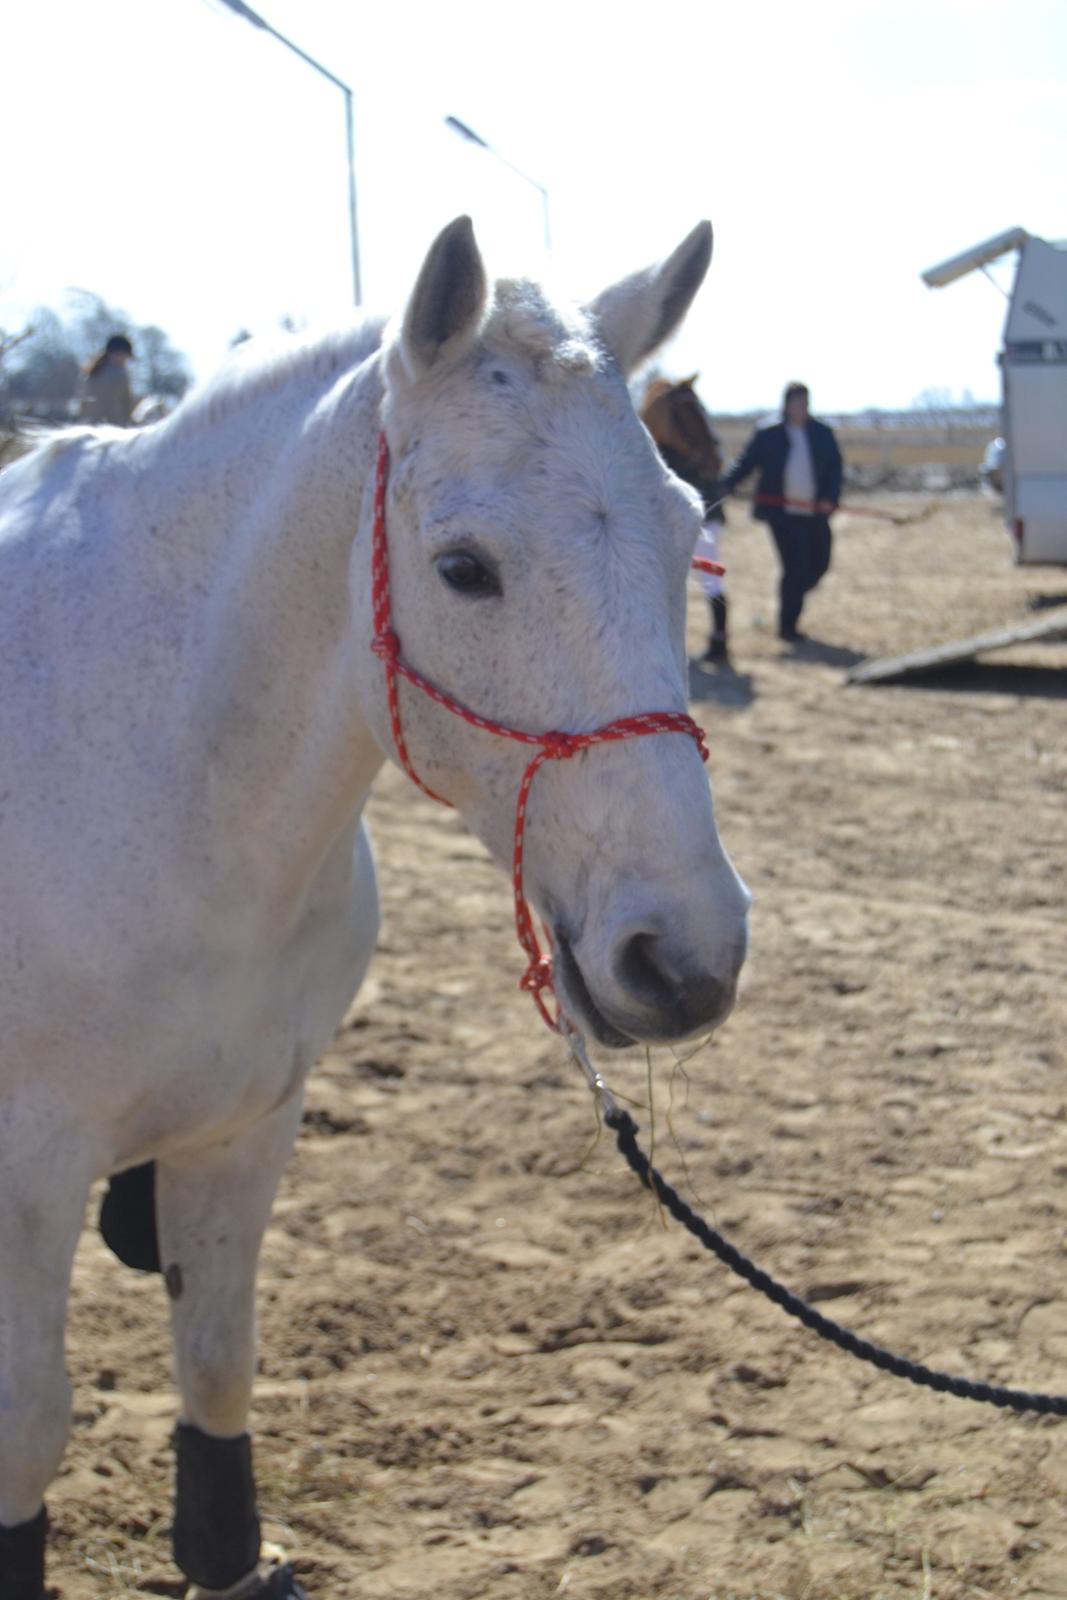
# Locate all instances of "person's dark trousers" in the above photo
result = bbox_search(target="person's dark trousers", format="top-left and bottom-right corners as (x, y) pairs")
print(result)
(767, 512), (832, 637)
(704, 594), (728, 661)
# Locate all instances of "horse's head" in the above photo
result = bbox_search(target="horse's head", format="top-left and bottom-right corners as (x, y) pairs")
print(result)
(362, 217), (749, 1048)
(641, 376), (723, 482)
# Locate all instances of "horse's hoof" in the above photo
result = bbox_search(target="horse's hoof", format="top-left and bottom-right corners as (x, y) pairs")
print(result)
(253, 1562), (308, 1600)
(188, 1554), (308, 1600)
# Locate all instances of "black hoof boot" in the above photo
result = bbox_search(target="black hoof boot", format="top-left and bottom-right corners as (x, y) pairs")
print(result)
(174, 1424), (260, 1594)
(0, 1506), (47, 1600)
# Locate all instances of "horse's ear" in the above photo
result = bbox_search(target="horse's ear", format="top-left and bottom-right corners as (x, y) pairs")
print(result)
(399, 216), (488, 381)
(587, 222), (713, 377)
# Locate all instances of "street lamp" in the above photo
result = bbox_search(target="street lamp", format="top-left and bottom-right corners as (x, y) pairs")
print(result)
(444, 115), (551, 253)
(217, 0), (361, 305)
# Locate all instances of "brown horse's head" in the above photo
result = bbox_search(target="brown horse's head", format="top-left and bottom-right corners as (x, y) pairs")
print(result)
(640, 375), (722, 480)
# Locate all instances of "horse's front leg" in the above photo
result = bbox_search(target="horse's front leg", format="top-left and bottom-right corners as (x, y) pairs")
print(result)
(0, 1123), (96, 1600)
(156, 1096), (307, 1600)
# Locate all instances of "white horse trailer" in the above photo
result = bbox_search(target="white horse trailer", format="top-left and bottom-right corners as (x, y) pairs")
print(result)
(922, 227), (1067, 565)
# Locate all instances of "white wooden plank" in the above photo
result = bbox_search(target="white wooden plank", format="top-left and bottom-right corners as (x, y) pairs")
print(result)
(846, 608), (1067, 685)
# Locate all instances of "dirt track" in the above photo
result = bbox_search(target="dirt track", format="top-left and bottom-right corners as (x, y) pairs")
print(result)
(54, 494), (1067, 1600)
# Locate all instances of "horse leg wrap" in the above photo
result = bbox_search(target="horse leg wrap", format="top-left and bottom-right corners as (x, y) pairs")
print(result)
(173, 1424), (261, 1592)
(0, 1505), (47, 1600)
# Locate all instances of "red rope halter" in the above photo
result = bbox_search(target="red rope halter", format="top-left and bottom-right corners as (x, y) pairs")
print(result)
(371, 431), (716, 1031)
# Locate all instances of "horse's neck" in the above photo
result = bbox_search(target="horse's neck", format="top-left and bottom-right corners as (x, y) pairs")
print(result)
(144, 342), (376, 568)
(136, 348), (387, 899)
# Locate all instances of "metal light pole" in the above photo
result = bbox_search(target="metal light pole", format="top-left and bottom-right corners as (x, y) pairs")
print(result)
(217, 0), (361, 304)
(444, 115), (551, 252)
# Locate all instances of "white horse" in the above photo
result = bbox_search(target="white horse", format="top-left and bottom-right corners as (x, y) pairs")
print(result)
(0, 217), (750, 1599)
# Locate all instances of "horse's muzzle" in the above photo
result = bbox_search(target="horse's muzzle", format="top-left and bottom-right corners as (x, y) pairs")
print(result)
(554, 928), (743, 1048)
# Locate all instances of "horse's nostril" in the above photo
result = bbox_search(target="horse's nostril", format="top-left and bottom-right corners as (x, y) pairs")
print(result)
(614, 929), (738, 1036)
(617, 931), (676, 1011)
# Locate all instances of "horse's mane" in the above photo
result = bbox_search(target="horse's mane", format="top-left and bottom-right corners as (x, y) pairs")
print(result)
(178, 282), (599, 442)
(482, 279), (600, 377)
(143, 282), (603, 453)
(163, 315), (390, 441)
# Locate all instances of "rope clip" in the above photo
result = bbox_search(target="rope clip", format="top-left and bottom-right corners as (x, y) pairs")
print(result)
(558, 1014), (618, 1122)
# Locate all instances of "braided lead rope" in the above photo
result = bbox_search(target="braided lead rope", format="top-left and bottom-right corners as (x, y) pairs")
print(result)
(371, 431), (711, 1028)
(606, 1105), (1067, 1417)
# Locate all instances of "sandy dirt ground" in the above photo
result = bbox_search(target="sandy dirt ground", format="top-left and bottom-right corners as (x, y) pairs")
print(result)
(48, 493), (1067, 1600)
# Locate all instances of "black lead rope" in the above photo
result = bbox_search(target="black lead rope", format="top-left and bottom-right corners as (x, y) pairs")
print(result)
(605, 1106), (1067, 1417)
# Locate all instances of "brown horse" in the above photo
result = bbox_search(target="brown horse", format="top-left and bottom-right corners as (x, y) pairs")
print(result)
(640, 375), (729, 662)
(640, 373), (723, 493)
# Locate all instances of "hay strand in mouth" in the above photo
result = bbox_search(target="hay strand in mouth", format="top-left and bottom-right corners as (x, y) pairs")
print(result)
(666, 1044), (717, 1220)
(645, 1048), (669, 1232)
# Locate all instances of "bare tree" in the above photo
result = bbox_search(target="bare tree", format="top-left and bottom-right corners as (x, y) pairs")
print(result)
(135, 323), (191, 400)
(0, 322), (36, 427)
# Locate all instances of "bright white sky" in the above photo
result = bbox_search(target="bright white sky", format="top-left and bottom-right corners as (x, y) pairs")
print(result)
(2, 0), (1064, 412)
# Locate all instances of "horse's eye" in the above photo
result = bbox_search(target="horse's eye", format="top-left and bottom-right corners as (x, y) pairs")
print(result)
(436, 550), (501, 598)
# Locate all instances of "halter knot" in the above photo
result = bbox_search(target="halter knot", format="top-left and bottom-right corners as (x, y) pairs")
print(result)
(519, 955), (554, 995)
(540, 731), (580, 761)
(519, 955), (558, 1030)
(371, 630), (400, 664)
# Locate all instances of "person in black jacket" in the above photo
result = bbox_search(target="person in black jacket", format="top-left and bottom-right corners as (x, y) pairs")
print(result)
(721, 382), (843, 642)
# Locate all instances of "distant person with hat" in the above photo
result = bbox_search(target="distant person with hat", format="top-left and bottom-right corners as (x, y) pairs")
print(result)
(721, 382), (843, 643)
(81, 334), (136, 427)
